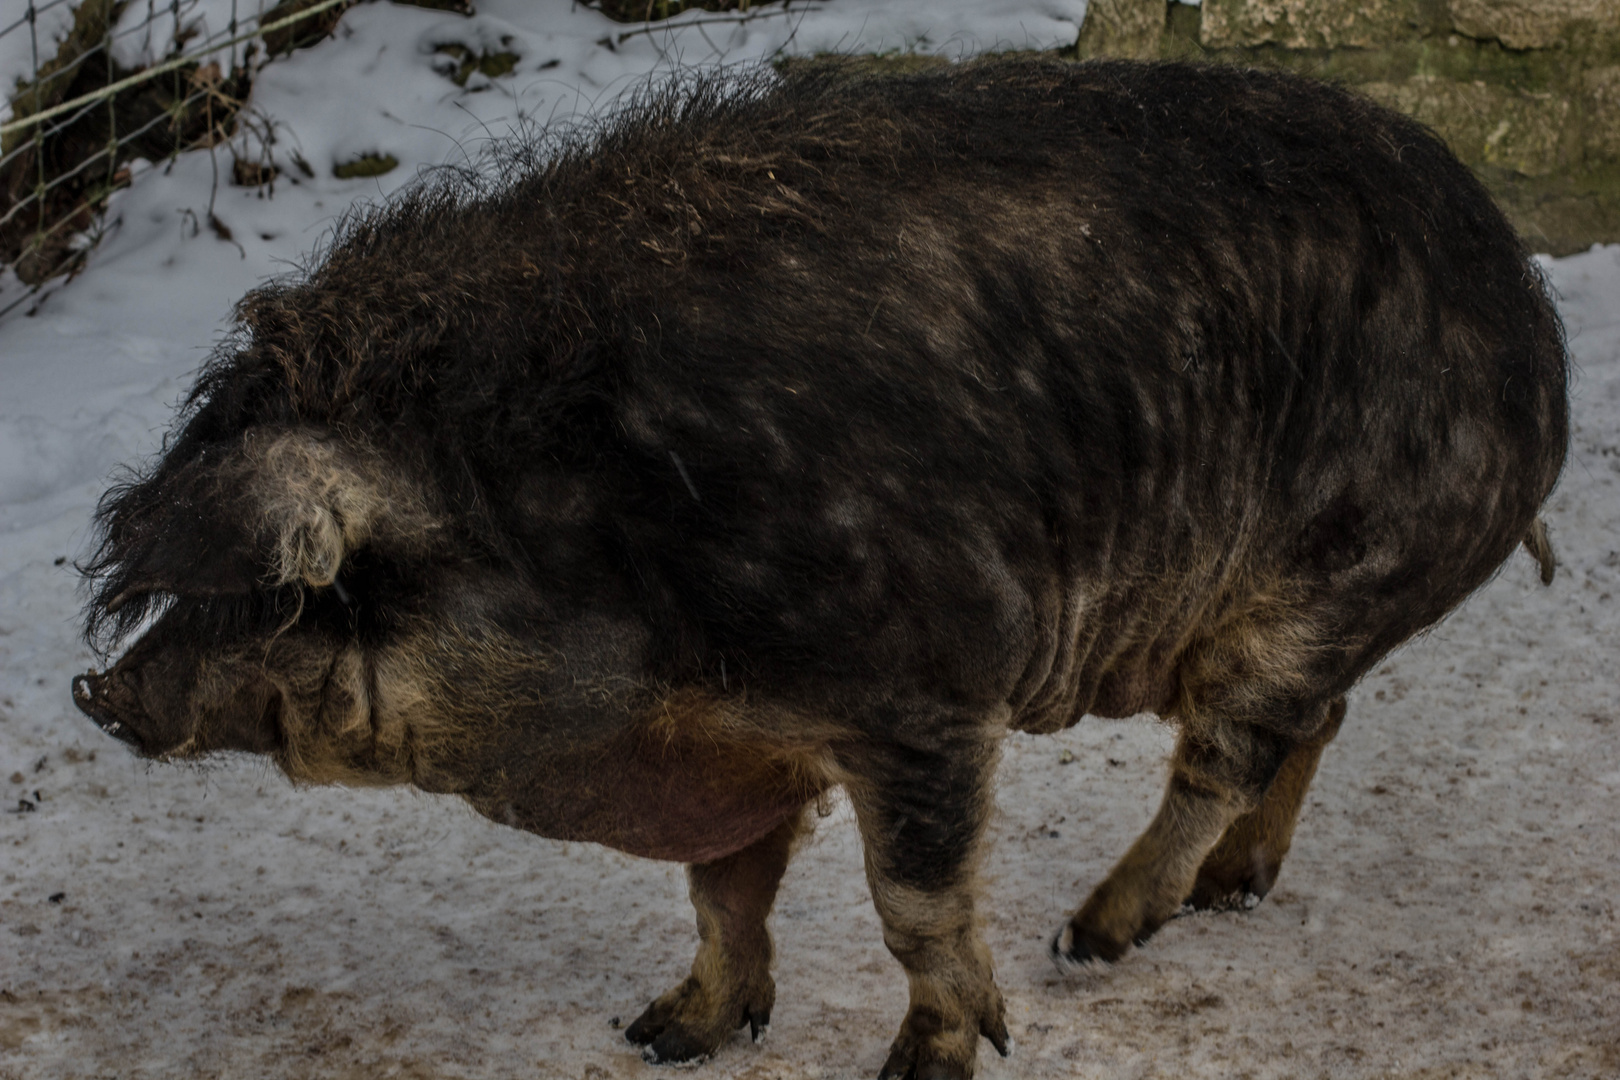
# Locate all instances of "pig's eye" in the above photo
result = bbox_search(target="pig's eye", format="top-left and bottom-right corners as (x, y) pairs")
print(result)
(328, 573), (356, 608)
(203, 585), (308, 635)
(105, 585), (176, 619)
(99, 588), (180, 651)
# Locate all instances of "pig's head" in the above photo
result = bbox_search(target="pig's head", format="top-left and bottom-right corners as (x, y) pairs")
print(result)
(73, 426), (548, 789)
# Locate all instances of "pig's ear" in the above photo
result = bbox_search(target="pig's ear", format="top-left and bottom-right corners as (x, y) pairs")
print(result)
(86, 450), (262, 642)
(262, 489), (353, 588)
(249, 430), (434, 588)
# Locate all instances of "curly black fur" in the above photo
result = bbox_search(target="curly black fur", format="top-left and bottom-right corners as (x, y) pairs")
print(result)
(76, 55), (1569, 1078)
(86, 57), (1565, 674)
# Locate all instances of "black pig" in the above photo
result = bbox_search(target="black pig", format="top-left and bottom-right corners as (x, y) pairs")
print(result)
(74, 56), (1566, 1080)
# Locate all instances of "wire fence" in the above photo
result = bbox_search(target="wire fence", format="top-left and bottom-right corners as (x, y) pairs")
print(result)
(0, 0), (350, 300)
(0, 0), (784, 311)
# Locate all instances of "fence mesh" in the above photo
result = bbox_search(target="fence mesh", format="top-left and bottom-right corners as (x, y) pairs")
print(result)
(0, 0), (778, 305)
(0, 0), (351, 295)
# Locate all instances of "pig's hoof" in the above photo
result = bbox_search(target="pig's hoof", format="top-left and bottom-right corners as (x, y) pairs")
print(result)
(877, 1045), (969, 1080)
(1182, 885), (1266, 913)
(625, 975), (772, 1066)
(1049, 919), (1126, 971)
(1050, 906), (1170, 972)
(637, 1035), (710, 1068)
(876, 995), (1008, 1080)
(1184, 852), (1277, 912)
(1049, 906), (1179, 977)
(1052, 870), (1183, 973)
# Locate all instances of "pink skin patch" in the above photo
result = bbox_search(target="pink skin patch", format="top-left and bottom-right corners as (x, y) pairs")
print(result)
(479, 723), (819, 865)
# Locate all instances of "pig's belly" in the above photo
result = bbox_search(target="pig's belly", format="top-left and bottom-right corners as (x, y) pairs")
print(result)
(470, 730), (821, 865)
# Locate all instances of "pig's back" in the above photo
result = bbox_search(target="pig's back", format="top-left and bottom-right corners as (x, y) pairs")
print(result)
(601, 58), (1565, 728)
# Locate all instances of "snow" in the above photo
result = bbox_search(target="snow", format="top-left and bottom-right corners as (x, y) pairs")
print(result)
(108, 0), (273, 74)
(0, 0), (77, 125)
(1, 1), (1617, 1077)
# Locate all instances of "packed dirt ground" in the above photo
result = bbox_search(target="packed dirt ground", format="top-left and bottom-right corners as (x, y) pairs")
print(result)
(2, 244), (1617, 1078)
(0, 1), (1617, 1073)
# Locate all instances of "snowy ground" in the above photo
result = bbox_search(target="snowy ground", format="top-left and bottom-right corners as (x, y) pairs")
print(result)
(1, 2), (1617, 1078)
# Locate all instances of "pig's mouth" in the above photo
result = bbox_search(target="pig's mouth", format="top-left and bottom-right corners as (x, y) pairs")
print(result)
(71, 660), (285, 759)
(71, 669), (149, 750)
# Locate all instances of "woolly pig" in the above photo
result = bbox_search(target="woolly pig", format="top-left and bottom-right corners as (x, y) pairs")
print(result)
(74, 57), (1566, 1080)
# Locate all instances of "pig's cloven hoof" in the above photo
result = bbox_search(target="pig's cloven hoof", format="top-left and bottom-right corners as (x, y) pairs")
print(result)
(625, 974), (772, 1066)
(876, 995), (1009, 1080)
(1050, 906), (1170, 972)
(1183, 849), (1278, 912)
(1049, 920), (1125, 970)
(1053, 853), (1200, 972)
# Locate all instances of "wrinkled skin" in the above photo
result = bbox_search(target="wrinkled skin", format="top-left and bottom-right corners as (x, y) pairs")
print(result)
(75, 58), (1566, 1079)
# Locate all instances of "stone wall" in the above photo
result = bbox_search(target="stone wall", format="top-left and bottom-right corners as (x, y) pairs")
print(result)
(1074, 0), (1620, 254)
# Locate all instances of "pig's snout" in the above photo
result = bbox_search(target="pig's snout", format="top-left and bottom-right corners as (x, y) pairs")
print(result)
(72, 669), (148, 750)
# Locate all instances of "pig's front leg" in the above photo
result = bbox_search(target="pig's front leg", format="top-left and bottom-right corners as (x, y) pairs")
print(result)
(838, 728), (1010, 1080)
(627, 809), (808, 1064)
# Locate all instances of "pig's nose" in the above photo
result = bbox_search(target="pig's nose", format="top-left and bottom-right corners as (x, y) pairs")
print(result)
(72, 671), (116, 730)
(72, 670), (140, 745)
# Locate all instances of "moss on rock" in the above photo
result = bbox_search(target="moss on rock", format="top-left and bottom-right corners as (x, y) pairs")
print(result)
(1199, 0), (1446, 50)
(1358, 75), (1576, 177)
(1449, 0), (1620, 51)
(1483, 164), (1620, 253)
(432, 42), (520, 87)
(1070, 0), (1620, 253)
(333, 153), (399, 180)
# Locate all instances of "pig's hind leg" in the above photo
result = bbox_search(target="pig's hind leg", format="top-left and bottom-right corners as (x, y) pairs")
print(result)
(1184, 696), (1346, 910)
(1053, 695), (1344, 967)
(627, 810), (807, 1064)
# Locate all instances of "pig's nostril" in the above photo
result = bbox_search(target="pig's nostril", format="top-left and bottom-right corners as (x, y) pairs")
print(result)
(72, 672), (122, 734)
(71, 672), (97, 711)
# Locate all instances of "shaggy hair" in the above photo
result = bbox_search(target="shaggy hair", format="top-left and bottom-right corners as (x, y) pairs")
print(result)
(77, 56), (1568, 1077)
(86, 57), (1565, 678)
